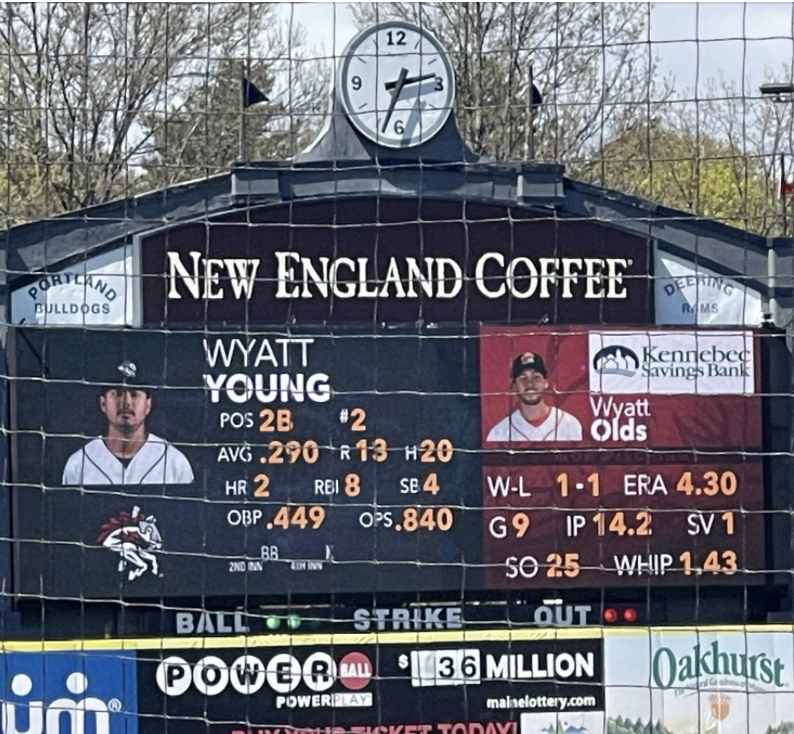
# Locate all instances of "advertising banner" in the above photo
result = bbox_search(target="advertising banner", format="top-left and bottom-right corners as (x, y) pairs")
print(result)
(11, 244), (138, 326)
(135, 636), (604, 734)
(2, 627), (792, 734)
(0, 649), (138, 734)
(141, 199), (654, 326)
(655, 250), (764, 326)
(605, 628), (794, 734)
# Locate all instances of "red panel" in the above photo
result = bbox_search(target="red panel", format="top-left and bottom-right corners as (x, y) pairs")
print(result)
(482, 462), (765, 588)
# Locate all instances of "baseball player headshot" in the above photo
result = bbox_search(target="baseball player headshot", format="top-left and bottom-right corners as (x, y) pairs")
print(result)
(486, 351), (583, 442)
(62, 359), (194, 485)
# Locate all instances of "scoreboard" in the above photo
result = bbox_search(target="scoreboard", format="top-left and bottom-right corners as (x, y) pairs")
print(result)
(11, 324), (763, 598)
(484, 463), (763, 587)
(7, 199), (768, 600)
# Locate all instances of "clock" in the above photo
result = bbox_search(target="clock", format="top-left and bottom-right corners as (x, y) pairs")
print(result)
(336, 21), (456, 149)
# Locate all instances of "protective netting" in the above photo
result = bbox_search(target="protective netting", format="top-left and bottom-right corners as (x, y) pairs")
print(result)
(2, 4), (794, 734)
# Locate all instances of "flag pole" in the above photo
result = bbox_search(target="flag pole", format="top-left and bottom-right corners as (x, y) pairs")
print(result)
(782, 153), (788, 237)
(524, 63), (535, 162)
(240, 62), (247, 163)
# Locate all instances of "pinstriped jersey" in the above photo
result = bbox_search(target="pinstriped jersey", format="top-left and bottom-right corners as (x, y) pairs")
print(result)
(62, 434), (194, 485)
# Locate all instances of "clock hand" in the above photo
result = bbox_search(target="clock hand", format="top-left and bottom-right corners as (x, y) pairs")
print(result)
(382, 67), (408, 134)
(384, 72), (435, 91)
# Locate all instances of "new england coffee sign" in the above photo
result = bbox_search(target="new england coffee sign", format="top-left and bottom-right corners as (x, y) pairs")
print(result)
(141, 199), (654, 325)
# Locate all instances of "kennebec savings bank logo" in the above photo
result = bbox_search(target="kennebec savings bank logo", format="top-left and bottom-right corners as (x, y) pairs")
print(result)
(592, 345), (640, 377)
(652, 641), (787, 690)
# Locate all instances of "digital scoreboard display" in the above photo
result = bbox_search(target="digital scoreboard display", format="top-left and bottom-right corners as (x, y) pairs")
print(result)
(484, 463), (763, 587)
(12, 325), (763, 598)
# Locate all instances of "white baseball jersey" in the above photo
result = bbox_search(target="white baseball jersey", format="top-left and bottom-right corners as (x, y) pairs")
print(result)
(487, 406), (583, 442)
(62, 433), (194, 485)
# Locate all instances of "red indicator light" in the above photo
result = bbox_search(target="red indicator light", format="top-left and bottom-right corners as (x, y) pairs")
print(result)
(623, 607), (638, 623)
(603, 608), (618, 624)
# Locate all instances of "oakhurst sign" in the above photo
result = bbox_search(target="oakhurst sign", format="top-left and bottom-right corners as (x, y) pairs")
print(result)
(601, 631), (794, 734)
(651, 640), (787, 690)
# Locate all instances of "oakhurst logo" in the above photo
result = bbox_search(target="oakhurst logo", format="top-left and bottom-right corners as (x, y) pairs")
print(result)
(652, 641), (786, 689)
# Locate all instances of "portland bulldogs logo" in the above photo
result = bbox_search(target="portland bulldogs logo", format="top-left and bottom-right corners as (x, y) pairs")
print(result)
(97, 505), (162, 581)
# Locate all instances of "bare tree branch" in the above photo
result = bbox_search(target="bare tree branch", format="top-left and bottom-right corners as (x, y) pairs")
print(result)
(352, 2), (666, 162)
(0, 2), (326, 223)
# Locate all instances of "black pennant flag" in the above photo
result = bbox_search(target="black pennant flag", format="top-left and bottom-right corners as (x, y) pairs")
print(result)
(242, 76), (268, 108)
(530, 83), (543, 108)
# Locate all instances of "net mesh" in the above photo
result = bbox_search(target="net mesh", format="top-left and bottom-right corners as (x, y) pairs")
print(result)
(1, 3), (793, 734)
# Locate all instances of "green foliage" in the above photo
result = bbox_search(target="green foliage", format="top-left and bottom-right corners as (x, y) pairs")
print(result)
(607, 717), (674, 734)
(583, 123), (768, 227)
(764, 723), (794, 734)
(0, 1), (791, 240)
(580, 111), (782, 236)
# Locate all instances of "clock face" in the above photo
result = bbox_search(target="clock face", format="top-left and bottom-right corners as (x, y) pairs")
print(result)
(337, 21), (456, 149)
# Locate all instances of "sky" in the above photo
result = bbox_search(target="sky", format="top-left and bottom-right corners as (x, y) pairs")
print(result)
(278, 2), (794, 98)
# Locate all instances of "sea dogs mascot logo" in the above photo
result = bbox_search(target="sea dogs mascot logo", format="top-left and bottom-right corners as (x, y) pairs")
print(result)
(97, 506), (162, 582)
(0, 651), (137, 734)
(117, 361), (137, 379)
(592, 345), (640, 378)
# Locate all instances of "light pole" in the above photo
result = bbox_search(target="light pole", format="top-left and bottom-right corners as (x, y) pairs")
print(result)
(760, 83), (794, 97)
(760, 80), (794, 620)
(760, 82), (794, 237)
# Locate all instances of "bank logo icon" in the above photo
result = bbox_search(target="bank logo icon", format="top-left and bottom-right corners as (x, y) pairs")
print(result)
(0, 651), (137, 734)
(592, 345), (640, 377)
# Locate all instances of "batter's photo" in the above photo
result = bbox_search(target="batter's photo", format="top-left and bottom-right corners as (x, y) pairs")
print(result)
(62, 360), (194, 485)
(486, 352), (583, 442)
